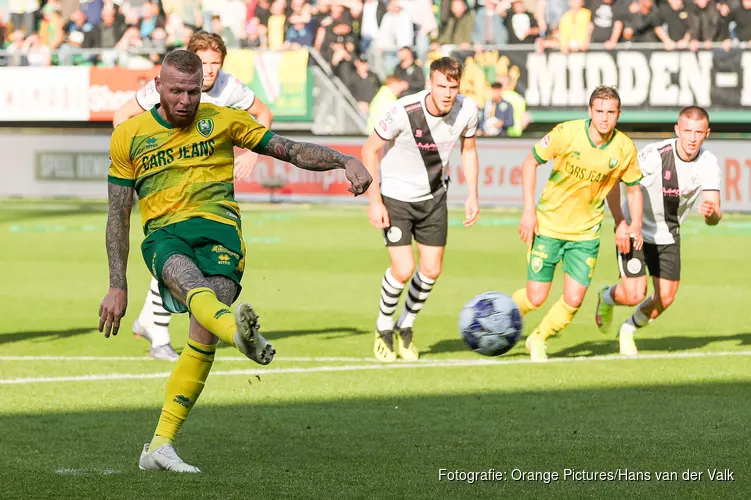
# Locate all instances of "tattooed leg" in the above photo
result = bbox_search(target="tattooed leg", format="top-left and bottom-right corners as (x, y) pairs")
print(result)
(161, 254), (209, 304)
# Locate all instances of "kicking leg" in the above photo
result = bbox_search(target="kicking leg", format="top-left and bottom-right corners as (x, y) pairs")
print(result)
(133, 277), (178, 361)
(161, 254), (274, 365)
(374, 245), (414, 362)
(394, 243), (444, 360)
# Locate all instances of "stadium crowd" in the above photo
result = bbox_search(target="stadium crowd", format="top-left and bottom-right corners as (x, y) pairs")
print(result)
(1, 0), (749, 135)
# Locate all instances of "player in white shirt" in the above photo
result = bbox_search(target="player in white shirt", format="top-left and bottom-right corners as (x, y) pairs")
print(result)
(361, 57), (480, 362)
(113, 32), (273, 361)
(595, 106), (723, 355)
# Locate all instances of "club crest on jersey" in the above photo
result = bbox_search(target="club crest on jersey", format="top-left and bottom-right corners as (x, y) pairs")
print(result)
(415, 129), (423, 138)
(196, 118), (214, 138)
(608, 158), (619, 169)
(664, 170), (672, 180)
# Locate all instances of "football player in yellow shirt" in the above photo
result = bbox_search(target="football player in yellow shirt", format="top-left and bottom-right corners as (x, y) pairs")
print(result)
(512, 86), (644, 362)
(98, 50), (371, 472)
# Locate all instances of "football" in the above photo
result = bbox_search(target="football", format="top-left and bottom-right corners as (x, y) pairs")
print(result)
(459, 292), (523, 356)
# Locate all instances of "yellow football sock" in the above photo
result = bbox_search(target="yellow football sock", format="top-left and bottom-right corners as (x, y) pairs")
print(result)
(148, 339), (216, 452)
(512, 288), (539, 317)
(186, 287), (236, 347)
(537, 297), (579, 340)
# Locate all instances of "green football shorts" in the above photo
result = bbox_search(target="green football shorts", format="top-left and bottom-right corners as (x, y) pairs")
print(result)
(527, 234), (600, 287)
(141, 218), (245, 314)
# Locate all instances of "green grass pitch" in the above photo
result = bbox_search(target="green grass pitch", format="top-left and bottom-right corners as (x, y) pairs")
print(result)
(1, 200), (749, 499)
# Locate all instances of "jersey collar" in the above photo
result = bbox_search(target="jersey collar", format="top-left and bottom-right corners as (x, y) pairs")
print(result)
(150, 105), (174, 129)
(585, 119), (616, 150)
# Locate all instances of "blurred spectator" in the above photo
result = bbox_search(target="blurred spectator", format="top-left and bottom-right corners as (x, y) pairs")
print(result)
(411, 0), (437, 61)
(437, 0), (474, 48)
(557, 0), (591, 53)
(376, 0), (414, 74)
(536, 0), (569, 34)
(39, 2), (64, 50)
(218, 0), (250, 42)
(367, 74), (408, 133)
(84, 4), (126, 49)
(9, 0), (39, 35)
(482, 82), (514, 136)
(340, 52), (382, 114)
(79, 0), (103, 28)
(138, 1), (164, 39)
(393, 46), (425, 97)
(315, 3), (356, 63)
(587, 0), (624, 48)
(359, 0), (386, 54)
(622, 0), (672, 45)
(266, 0), (286, 49)
(285, 0), (314, 48)
(5, 29), (28, 65)
(689, 0), (729, 51)
(211, 14), (239, 48)
(243, 16), (264, 47)
(506, 0), (539, 44)
(658, 0), (693, 48)
(724, 0), (751, 49)
(471, 0), (509, 46)
(495, 72), (528, 137)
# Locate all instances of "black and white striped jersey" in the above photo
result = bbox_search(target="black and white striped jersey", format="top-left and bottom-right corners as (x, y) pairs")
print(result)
(374, 90), (478, 203)
(622, 139), (721, 245)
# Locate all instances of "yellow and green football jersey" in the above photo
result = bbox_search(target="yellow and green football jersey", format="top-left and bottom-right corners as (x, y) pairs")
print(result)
(108, 103), (272, 235)
(532, 119), (642, 241)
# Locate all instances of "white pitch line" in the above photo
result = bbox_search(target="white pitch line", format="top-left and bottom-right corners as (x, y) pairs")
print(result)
(1, 350), (751, 385)
(0, 355), (385, 363)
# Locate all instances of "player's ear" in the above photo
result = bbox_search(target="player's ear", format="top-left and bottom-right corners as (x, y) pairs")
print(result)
(674, 123), (679, 137)
(155, 76), (161, 92)
(705, 127), (711, 139)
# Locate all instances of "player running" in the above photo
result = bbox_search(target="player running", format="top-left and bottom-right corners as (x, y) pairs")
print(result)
(595, 106), (722, 355)
(114, 31), (274, 361)
(512, 85), (644, 363)
(362, 57), (480, 362)
(99, 50), (371, 473)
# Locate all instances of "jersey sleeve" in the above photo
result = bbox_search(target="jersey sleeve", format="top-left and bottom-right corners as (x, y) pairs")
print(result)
(462, 101), (479, 138)
(701, 152), (722, 191)
(228, 108), (273, 151)
(532, 122), (565, 163)
(108, 126), (135, 188)
(135, 78), (159, 110)
(225, 76), (256, 110)
(620, 141), (642, 186)
(374, 104), (406, 141)
(636, 143), (661, 182)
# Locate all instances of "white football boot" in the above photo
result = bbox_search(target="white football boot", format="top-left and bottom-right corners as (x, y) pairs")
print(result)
(139, 443), (201, 473)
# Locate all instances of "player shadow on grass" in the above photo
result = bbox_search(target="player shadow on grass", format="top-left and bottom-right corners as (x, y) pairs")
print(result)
(0, 327), (95, 345)
(215, 327), (369, 349)
(554, 332), (751, 358)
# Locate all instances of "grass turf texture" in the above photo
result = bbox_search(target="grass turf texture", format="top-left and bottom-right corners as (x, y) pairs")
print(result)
(1, 200), (749, 499)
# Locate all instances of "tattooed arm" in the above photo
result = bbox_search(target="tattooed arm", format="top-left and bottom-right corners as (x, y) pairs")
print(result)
(258, 133), (372, 195)
(98, 183), (133, 337)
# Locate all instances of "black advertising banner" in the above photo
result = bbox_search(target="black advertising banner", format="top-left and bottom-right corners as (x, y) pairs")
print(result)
(453, 48), (751, 112)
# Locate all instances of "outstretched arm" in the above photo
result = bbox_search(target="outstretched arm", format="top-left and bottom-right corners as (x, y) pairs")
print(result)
(257, 133), (372, 195)
(99, 183), (133, 337)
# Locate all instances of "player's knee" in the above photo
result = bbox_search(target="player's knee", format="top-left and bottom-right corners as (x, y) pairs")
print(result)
(527, 290), (548, 308)
(563, 290), (586, 308)
(625, 287), (647, 306)
(390, 264), (415, 284)
(658, 291), (676, 309)
(419, 265), (441, 281)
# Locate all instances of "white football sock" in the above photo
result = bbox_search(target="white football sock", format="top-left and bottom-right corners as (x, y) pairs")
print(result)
(139, 277), (172, 347)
